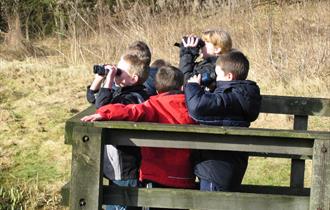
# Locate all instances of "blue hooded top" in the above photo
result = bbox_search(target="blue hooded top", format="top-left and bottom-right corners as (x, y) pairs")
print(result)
(185, 80), (261, 127)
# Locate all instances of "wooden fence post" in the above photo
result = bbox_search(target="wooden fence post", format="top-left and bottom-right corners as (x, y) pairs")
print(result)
(69, 126), (104, 210)
(291, 115), (308, 190)
(310, 139), (330, 210)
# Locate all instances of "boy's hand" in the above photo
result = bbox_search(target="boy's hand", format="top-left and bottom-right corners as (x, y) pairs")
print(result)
(81, 113), (104, 122)
(102, 65), (117, 89)
(187, 74), (201, 84)
(89, 74), (106, 91)
(182, 35), (199, 48)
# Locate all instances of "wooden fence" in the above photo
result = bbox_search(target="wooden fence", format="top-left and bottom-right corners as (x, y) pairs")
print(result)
(61, 95), (330, 210)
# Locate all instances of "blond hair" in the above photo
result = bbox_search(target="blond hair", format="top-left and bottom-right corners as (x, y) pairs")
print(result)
(126, 41), (151, 66)
(202, 29), (232, 54)
(122, 53), (149, 84)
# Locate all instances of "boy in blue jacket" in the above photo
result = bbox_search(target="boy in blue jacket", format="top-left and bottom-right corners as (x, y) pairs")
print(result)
(185, 50), (262, 191)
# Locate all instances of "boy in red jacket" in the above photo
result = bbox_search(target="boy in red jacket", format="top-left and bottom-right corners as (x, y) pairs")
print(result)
(81, 65), (196, 189)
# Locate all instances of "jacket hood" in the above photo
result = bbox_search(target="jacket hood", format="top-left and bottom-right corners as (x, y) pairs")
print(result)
(148, 92), (196, 124)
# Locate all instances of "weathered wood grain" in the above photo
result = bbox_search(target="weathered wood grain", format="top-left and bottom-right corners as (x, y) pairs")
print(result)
(101, 129), (314, 156)
(103, 186), (310, 210)
(69, 126), (103, 210)
(65, 120), (330, 145)
(260, 95), (330, 116)
(62, 95), (330, 210)
(310, 139), (330, 210)
(290, 115), (308, 190)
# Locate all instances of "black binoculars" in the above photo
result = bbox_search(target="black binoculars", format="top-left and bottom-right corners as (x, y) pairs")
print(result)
(93, 65), (122, 76)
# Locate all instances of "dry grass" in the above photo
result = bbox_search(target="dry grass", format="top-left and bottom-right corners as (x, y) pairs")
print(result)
(0, 1), (329, 209)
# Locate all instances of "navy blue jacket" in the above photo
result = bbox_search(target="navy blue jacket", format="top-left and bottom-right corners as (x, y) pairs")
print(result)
(185, 80), (261, 189)
(185, 80), (261, 126)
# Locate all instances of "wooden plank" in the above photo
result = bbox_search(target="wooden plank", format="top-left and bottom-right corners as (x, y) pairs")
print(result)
(103, 186), (310, 210)
(290, 115), (308, 189)
(60, 183), (310, 206)
(249, 153), (312, 160)
(65, 120), (330, 145)
(260, 95), (330, 116)
(238, 185), (310, 196)
(310, 139), (330, 210)
(290, 159), (305, 189)
(103, 129), (314, 156)
(59, 183), (311, 206)
(69, 126), (104, 210)
(293, 115), (308, 130)
(65, 106), (96, 144)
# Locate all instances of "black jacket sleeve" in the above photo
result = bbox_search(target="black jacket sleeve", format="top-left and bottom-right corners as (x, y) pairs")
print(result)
(86, 85), (98, 104)
(179, 47), (200, 82)
(95, 88), (114, 109)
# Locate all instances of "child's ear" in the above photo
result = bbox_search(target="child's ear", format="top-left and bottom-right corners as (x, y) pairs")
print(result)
(227, 72), (235, 81)
(131, 74), (139, 84)
(214, 47), (221, 55)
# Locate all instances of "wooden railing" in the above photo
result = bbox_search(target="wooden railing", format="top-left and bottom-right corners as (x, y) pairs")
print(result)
(61, 95), (330, 210)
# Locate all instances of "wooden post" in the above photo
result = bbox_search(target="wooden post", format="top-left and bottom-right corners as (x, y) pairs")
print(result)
(69, 126), (104, 210)
(291, 115), (308, 189)
(310, 139), (330, 210)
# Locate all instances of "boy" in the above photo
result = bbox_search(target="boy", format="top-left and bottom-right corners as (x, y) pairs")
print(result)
(81, 65), (196, 190)
(94, 53), (149, 108)
(91, 52), (149, 210)
(185, 50), (262, 191)
(86, 41), (152, 105)
(179, 29), (232, 90)
(143, 59), (170, 96)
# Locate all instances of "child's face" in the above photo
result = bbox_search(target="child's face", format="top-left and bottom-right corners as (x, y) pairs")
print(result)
(215, 65), (232, 81)
(114, 58), (137, 87)
(201, 41), (219, 58)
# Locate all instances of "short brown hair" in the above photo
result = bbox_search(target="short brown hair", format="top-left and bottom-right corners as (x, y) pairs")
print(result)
(202, 29), (232, 54)
(126, 41), (151, 66)
(122, 53), (149, 84)
(155, 65), (183, 93)
(150, 59), (170, 69)
(216, 50), (249, 80)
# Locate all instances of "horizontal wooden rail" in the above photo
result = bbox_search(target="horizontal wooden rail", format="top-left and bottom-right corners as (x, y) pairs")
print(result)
(260, 95), (330, 116)
(65, 109), (330, 146)
(60, 183), (311, 206)
(103, 186), (310, 210)
(101, 129), (315, 156)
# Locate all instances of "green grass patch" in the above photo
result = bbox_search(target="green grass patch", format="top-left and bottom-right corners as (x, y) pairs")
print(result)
(243, 157), (291, 186)
(10, 149), (61, 184)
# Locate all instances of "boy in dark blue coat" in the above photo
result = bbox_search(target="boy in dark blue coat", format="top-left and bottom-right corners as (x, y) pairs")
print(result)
(184, 50), (262, 191)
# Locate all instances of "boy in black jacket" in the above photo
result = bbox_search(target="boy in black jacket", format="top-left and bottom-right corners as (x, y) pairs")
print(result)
(179, 29), (232, 91)
(185, 50), (262, 191)
(92, 52), (149, 210)
(86, 41), (152, 105)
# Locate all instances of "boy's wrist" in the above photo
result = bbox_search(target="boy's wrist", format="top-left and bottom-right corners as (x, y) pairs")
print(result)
(87, 85), (98, 93)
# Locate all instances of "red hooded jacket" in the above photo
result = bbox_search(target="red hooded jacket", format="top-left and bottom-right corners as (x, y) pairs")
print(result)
(97, 92), (196, 188)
